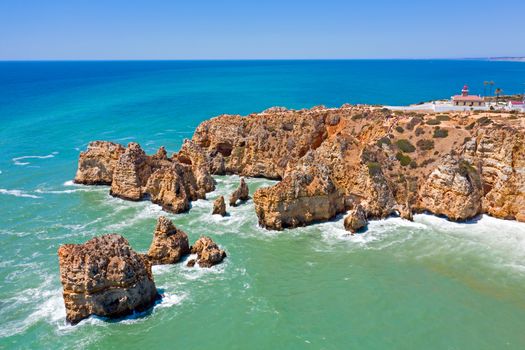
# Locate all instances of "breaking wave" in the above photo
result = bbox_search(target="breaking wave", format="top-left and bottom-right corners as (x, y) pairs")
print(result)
(12, 152), (58, 166)
(0, 188), (41, 199)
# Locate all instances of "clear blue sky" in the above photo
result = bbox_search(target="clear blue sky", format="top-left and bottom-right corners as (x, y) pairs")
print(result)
(1, 0), (524, 60)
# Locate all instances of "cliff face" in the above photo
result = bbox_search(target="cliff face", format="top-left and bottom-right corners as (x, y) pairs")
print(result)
(75, 141), (215, 213)
(74, 141), (125, 185)
(190, 106), (525, 229)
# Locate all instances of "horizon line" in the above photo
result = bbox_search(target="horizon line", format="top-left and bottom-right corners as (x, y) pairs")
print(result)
(1, 57), (521, 62)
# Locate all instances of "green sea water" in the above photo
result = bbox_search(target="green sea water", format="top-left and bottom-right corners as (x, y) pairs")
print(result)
(1, 60), (525, 349)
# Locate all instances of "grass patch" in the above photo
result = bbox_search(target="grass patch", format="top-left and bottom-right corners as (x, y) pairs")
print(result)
(396, 139), (416, 153)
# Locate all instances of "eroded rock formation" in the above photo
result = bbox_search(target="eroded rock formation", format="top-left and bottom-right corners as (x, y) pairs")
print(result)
(75, 141), (215, 213)
(58, 234), (158, 324)
(74, 141), (125, 185)
(190, 236), (227, 268)
(147, 216), (190, 264)
(229, 178), (249, 206)
(190, 105), (525, 227)
(344, 204), (368, 233)
(212, 196), (227, 216)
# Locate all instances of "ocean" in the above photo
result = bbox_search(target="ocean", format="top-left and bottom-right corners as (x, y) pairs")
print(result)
(1, 60), (525, 349)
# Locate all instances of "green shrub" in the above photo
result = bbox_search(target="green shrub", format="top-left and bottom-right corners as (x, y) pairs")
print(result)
(367, 162), (382, 175)
(376, 136), (391, 147)
(395, 126), (404, 133)
(396, 152), (412, 166)
(465, 122), (475, 130)
(415, 127), (425, 136)
(436, 114), (451, 121)
(416, 139), (434, 150)
(352, 113), (365, 121)
(409, 160), (418, 168)
(433, 127), (448, 138)
(426, 119), (441, 125)
(395, 139), (416, 153)
(477, 116), (492, 126)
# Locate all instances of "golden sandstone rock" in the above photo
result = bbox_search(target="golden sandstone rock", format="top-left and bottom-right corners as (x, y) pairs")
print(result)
(212, 196), (227, 216)
(190, 105), (525, 228)
(190, 236), (227, 268)
(75, 141), (215, 213)
(58, 234), (158, 324)
(76, 105), (525, 229)
(147, 216), (190, 264)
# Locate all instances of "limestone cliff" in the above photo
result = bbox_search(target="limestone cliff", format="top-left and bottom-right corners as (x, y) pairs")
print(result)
(190, 106), (525, 228)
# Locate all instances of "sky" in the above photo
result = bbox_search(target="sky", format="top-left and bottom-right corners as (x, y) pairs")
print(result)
(1, 0), (524, 60)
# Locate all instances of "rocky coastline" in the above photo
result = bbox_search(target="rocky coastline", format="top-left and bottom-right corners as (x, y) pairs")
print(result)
(74, 105), (525, 230)
(61, 104), (525, 323)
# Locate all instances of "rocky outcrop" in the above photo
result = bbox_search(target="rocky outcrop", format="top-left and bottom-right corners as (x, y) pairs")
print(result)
(417, 156), (482, 220)
(76, 142), (215, 213)
(229, 178), (249, 206)
(110, 143), (152, 200)
(212, 196), (227, 216)
(74, 141), (125, 185)
(344, 205), (368, 233)
(146, 162), (207, 213)
(58, 234), (158, 325)
(190, 236), (227, 268)
(193, 106), (525, 227)
(253, 163), (345, 230)
(147, 216), (190, 264)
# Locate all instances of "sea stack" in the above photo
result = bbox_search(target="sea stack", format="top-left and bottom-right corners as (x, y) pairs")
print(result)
(212, 196), (227, 216)
(343, 204), (368, 233)
(229, 178), (249, 206)
(57, 234), (158, 325)
(147, 216), (190, 264)
(189, 236), (227, 268)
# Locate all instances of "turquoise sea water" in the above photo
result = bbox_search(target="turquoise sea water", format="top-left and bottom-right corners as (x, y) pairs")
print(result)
(1, 60), (525, 349)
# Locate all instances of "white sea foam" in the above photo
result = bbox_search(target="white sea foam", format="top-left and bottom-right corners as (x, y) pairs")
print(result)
(12, 153), (57, 166)
(0, 188), (41, 199)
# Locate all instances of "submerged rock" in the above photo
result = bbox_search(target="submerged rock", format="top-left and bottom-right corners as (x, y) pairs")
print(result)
(147, 216), (190, 264)
(344, 204), (368, 233)
(212, 196), (227, 216)
(57, 234), (158, 325)
(229, 178), (249, 206)
(74, 141), (125, 185)
(190, 236), (226, 268)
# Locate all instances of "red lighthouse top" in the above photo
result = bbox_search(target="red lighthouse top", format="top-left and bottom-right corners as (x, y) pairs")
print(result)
(461, 85), (469, 96)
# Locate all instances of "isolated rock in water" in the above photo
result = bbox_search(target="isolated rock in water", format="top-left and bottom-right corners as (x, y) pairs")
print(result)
(417, 156), (482, 221)
(186, 259), (196, 267)
(344, 204), (368, 233)
(74, 141), (125, 185)
(147, 216), (190, 264)
(212, 196), (227, 216)
(229, 178), (249, 206)
(190, 236), (226, 268)
(254, 163), (345, 230)
(57, 234), (158, 325)
(110, 143), (152, 200)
